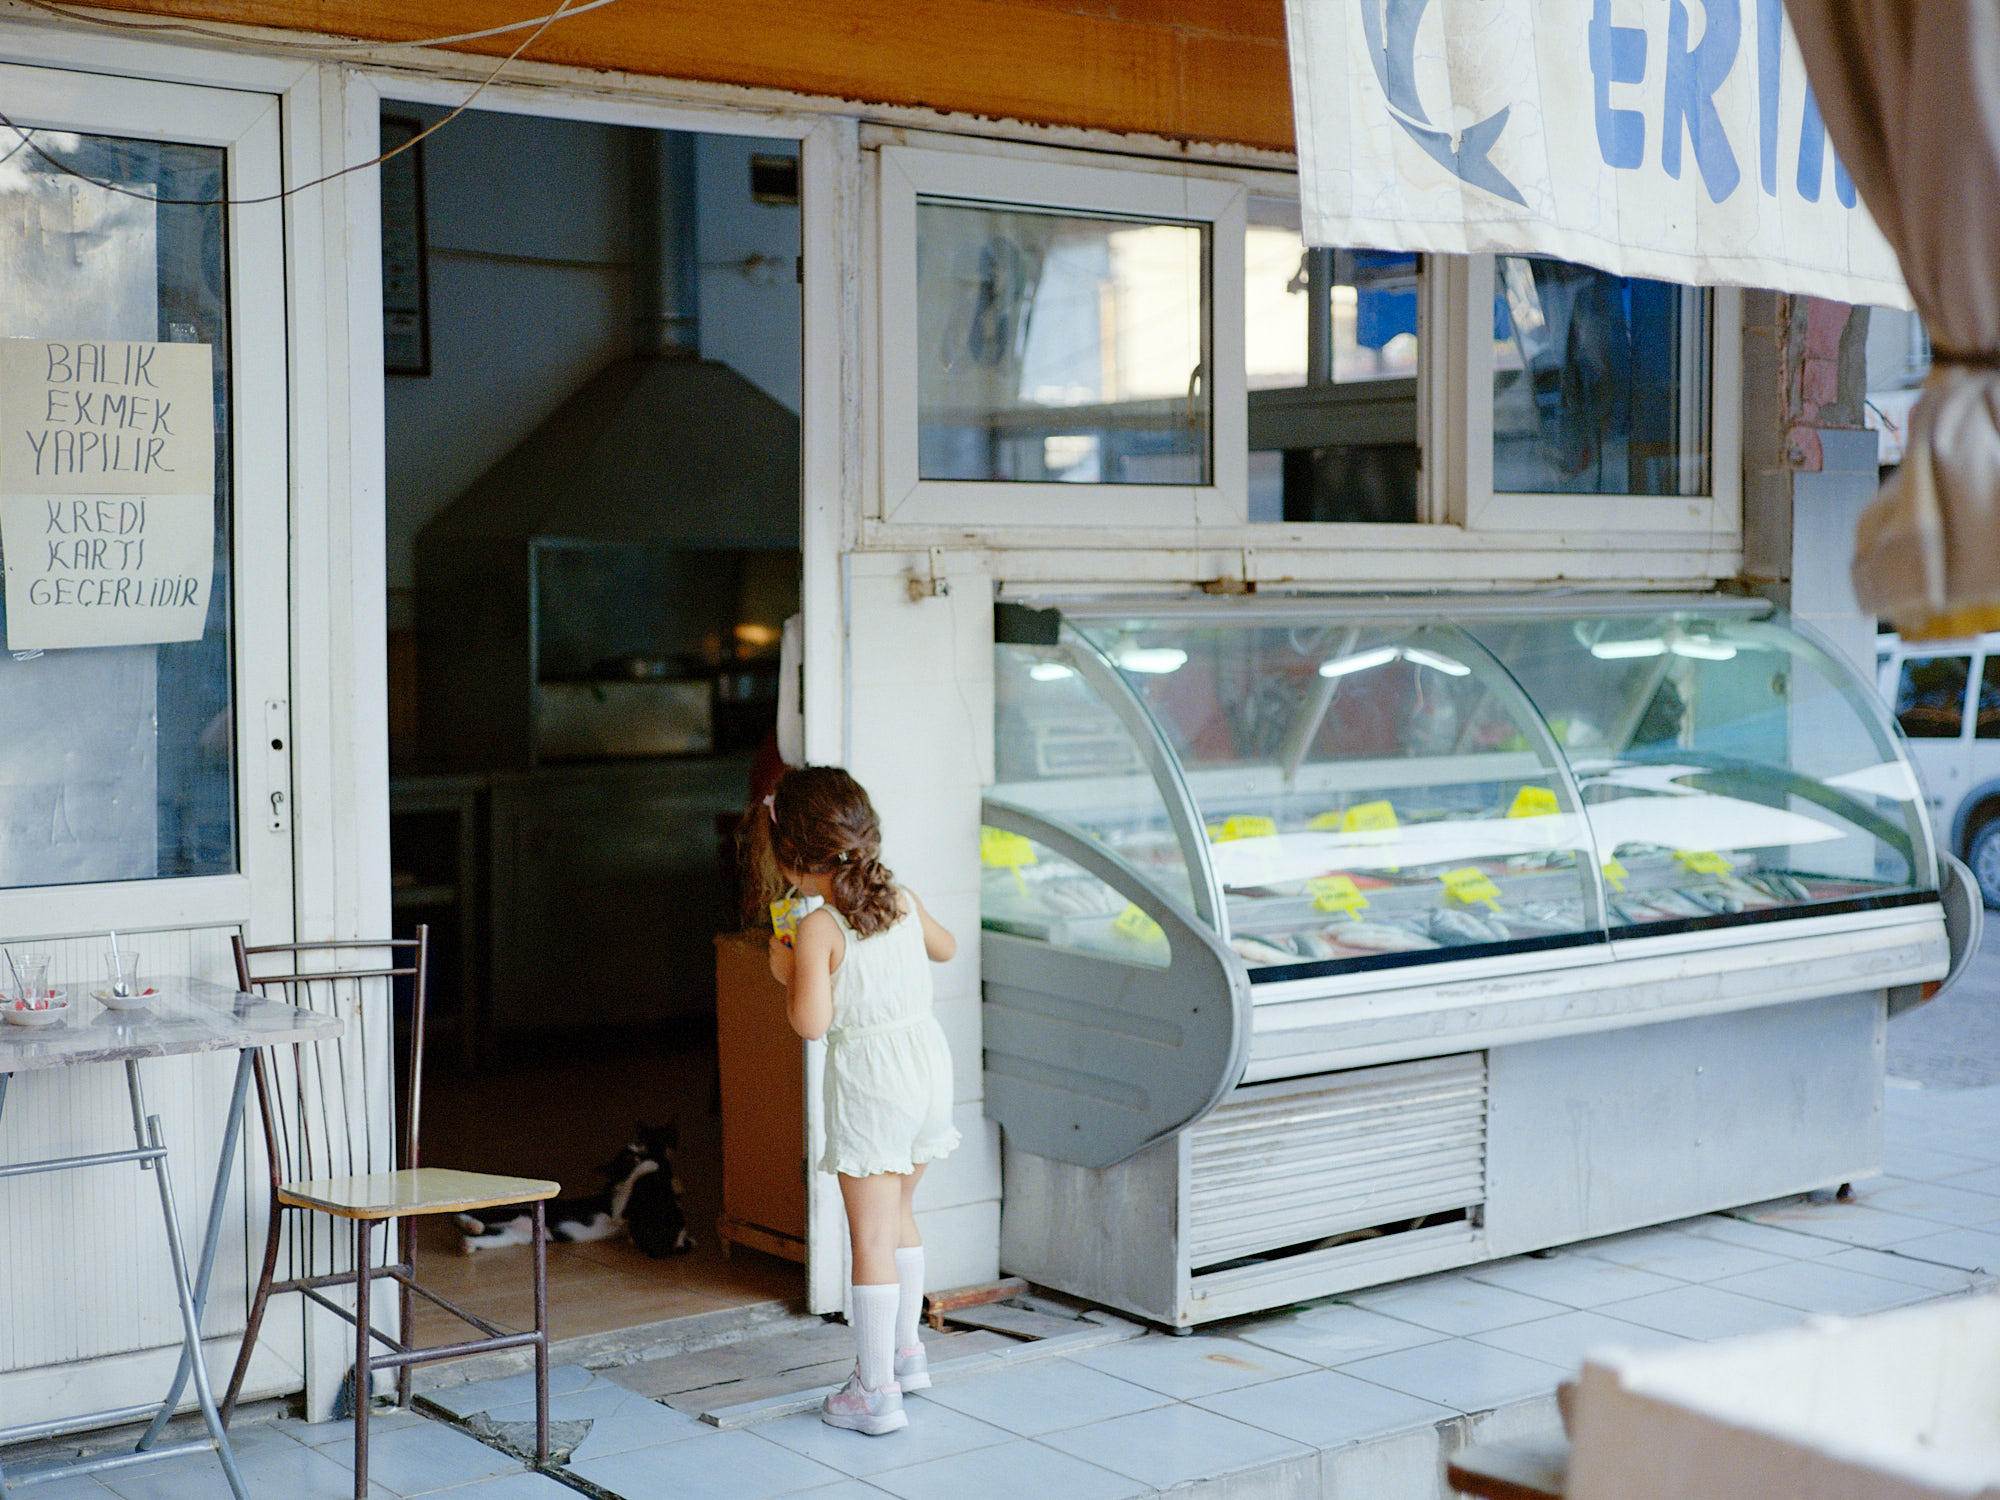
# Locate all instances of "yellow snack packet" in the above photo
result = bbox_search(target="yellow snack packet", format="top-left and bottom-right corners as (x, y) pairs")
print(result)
(769, 894), (824, 946)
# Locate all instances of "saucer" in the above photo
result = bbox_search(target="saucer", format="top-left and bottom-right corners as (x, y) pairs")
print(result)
(5, 1001), (68, 1027)
(92, 988), (156, 1010)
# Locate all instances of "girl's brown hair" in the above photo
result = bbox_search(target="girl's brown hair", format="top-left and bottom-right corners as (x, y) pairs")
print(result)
(739, 766), (902, 937)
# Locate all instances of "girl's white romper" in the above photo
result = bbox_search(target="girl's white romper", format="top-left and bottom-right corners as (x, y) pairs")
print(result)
(818, 897), (960, 1177)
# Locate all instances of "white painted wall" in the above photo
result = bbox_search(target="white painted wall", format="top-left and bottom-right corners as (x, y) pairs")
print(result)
(841, 553), (1002, 1289)
(382, 107), (632, 612)
(696, 133), (802, 417)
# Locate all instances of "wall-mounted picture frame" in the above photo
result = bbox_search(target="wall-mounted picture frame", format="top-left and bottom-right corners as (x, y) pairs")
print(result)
(380, 115), (431, 376)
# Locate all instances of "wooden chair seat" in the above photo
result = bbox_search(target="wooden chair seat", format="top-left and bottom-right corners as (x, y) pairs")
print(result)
(278, 1168), (559, 1221)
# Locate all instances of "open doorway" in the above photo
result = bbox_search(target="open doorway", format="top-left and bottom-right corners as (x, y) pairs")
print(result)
(379, 104), (807, 1348)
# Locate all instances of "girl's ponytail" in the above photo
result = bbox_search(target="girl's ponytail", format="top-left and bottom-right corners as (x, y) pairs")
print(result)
(829, 850), (900, 939)
(767, 767), (904, 937)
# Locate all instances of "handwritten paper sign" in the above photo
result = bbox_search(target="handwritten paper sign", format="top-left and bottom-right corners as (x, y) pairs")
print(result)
(0, 339), (215, 650)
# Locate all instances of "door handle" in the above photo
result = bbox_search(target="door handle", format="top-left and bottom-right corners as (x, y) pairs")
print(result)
(264, 698), (292, 833)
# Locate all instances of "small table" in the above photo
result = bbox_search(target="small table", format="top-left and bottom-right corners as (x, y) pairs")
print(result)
(0, 980), (342, 1499)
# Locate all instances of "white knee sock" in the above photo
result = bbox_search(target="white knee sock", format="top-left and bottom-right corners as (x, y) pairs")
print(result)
(894, 1247), (925, 1351)
(849, 1282), (899, 1390)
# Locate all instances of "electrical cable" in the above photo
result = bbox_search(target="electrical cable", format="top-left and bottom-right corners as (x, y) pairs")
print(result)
(0, 0), (611, 207)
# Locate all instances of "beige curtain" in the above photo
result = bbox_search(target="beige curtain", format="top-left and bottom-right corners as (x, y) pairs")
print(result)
(1785, 1), (2000, 639)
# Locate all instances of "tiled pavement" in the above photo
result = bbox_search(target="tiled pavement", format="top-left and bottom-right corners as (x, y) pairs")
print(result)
(15, 1079), (2000, 1500)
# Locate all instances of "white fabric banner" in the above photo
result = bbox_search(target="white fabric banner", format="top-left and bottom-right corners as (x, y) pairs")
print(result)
(1286, 0), (1910, 306)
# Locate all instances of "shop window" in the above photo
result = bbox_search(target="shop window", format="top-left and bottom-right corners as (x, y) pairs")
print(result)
(1457, 254), (1741, 536)
(877, 143), (1245, 528)
(1492, 257), (1710, 498)
(916, 201), (1207, 486)
(1245, 197), (1420, 525)
(1896, 656), (1970, 739)
(0, 131), (237, 888)
(876, 139), (1738, 542)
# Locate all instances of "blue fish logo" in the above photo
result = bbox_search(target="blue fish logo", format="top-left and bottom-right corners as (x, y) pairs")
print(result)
(1359, 0), (1528, 206)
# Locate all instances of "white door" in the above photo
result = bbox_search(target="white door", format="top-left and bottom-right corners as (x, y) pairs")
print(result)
(1890, 650), (1976, 837)
(0, 62), (297, 1426)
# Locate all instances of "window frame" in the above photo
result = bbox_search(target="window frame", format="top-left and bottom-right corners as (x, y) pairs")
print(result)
(872, 139), (1744, 549)
(876, 142), (1247, 528)
(0, 58), (293, 933)
(1451, 254), (1743, 537)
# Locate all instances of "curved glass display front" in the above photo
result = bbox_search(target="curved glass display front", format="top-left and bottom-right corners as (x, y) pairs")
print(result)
(989, 600), (1935, 982)
(1078, 616), (1598, 974)
(1489, 607), (1931, 935)
(991, 633), (1201, 919)
(977, 826), (1173, 968)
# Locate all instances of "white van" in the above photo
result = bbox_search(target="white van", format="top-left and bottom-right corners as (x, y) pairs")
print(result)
(1878, 632), (2000, 906)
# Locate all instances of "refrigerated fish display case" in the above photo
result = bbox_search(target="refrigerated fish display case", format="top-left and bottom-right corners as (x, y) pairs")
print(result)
(982, 594), (1980, 1327)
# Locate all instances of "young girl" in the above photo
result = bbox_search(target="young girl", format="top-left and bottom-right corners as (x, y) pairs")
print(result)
(754, 766), (960, 1435)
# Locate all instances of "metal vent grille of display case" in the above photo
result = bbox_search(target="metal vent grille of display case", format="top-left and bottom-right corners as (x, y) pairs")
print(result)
(1186, 1054), (1487, 1272)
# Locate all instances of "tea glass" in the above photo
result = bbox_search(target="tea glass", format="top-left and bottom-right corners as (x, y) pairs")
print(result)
(106, 949), (140, 999)
(13, 955), (50, 1008)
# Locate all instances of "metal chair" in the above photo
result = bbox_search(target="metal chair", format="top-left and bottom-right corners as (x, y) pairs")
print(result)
(220, 927), (557, 1498)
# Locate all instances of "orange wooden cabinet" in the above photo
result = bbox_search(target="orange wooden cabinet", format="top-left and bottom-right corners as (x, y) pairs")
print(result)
(713, 931), (808, 1262)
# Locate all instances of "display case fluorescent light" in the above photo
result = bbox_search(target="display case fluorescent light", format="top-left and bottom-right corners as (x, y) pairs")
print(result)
(1114, 644), (1189, 674)
(1317, 644), (1470, 678)
(1588, 630), (1739, 661)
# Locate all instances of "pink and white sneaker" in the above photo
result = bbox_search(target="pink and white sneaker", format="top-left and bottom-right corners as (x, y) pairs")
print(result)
(820, 1370), (908, 1434)
(894, 1344), (931, 1391)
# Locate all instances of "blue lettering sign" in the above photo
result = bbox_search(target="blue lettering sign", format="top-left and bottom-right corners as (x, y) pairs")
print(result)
(1756, 0), (1782, 193)
(1359, 0), (1527, 206)
(1588, 0), (1647, 170)
(1795, 80), (1858, 207)
(1663, 0), (1742, 202)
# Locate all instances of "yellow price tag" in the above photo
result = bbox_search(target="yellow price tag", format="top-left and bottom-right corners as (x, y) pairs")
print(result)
(1602, 858), (1628, 892)
(1674, 849), (1734, 876)
(1440, 867), (1502, 909)
(1342, 801), (1399, 833)
(1307, 811), (1345, 831)
(1211, 815), (1277, 842)
(1308, 875), (1369, 916)
(1112, 904), (1165, 944)
(1507, 786), (1561, 819)
(980, 826), (1037, 868)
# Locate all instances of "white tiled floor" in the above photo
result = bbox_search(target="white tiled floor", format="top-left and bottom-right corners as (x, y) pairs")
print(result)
(1460, 1250), (1683, 1307)
(1705, 1259), (1925, 1316)
(1570, 1227), (1788, 1281)
(1586, 1281), (1810, 1341)
(915, 1357), (1167, 1436)
(1467, 1308), (1685, 1370)
(17, 1082), (2000, 1500)
(1231, 1302), (1447, 1365)
(1190, 1369), (1455, 1449)
(1066, 1335), (1314, 1399)
(1036, 1404), (1314, 1491)
(1347, 1275), (1569, 1335)
(1336, 1339), (1569, 1412)
(862, 1438), (1144, 1500)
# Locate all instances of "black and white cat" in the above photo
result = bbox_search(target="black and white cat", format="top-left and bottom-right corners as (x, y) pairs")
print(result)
(457, 1123), (694, 1257)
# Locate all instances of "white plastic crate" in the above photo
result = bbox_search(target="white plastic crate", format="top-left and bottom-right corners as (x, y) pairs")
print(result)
(1569, 1292), (2000, 1500)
